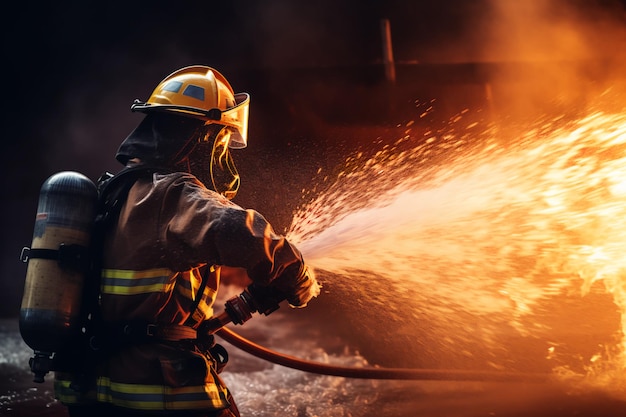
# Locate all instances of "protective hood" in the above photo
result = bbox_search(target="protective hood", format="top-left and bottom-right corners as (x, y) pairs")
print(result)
(116, 113), (205, 167)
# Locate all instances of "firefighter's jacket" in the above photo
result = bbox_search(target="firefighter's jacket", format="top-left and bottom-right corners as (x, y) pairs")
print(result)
(54, 171), (317, 411)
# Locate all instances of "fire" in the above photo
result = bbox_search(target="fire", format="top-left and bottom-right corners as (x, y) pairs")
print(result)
(287, 106), (626, 397)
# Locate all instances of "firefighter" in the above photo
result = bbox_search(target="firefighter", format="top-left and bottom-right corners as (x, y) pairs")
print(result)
(54, 65), (320, 417)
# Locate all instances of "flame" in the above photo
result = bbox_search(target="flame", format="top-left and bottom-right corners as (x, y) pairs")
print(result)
(287, 106), (626, 396)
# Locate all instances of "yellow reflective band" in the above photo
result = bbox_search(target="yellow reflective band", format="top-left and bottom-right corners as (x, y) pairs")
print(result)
(177, 281), (217, 303)
(54, 378), (81, 403)
(174, 267), (217, 320)
(103, 268), (172, 279)
(96, 377), (228, 410)
(101, 268), (174, 295)
(54, 376), (97, 404)
(176, 284), (215, 325)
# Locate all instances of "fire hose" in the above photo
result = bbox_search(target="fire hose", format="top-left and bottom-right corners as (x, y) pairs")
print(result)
(203, 285), (550, 383)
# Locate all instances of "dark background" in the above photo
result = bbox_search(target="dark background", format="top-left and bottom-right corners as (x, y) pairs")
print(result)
(2, 0), (626, 318)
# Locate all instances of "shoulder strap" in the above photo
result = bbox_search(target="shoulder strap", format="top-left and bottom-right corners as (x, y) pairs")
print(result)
(67, 166), (161, 391)
(184, 265), (211, 327)
(80, 166), (158, 336)
(96, 166), (157, 227)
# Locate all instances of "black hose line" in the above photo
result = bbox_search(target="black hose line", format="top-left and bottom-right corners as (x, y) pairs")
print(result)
(216, 327), (551, 382)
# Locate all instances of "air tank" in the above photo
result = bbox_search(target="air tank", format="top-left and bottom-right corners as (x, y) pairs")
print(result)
(19, 171), (98, 358)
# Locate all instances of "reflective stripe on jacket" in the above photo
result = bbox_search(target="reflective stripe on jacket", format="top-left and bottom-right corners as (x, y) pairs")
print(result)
(54, 170), (307, 411)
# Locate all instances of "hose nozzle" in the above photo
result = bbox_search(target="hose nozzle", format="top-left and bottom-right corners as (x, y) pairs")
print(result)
(200, 284), (286, 334)
(224, 288), (255, 325)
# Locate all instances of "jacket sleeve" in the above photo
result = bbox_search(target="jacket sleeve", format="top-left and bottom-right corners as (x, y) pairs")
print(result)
(160, 174), (320, 306)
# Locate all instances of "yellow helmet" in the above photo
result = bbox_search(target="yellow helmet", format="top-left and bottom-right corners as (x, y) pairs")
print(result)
(131, 65), (250, 149)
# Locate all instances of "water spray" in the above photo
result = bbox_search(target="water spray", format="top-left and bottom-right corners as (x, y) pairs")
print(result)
(199, 109), (626, 390)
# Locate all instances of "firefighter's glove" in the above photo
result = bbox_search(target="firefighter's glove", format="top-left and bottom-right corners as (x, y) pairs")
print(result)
(282, 264), (321, 308)
(245, 283), (287, 316)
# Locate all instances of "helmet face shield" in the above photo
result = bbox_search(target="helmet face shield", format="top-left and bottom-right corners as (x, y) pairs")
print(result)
(210, 92), (249, 149)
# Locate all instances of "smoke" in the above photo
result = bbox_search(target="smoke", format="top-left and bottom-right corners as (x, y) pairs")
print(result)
(484, 1), (603, 62)
(479, 0), (626, 117)
(393, 0), (626, 118)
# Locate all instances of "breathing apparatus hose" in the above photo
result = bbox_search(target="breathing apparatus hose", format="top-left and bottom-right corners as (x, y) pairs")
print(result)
(208, 285), (550, 383)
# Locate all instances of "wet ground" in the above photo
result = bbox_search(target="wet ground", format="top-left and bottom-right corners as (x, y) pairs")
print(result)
(3, 315), (626, 417)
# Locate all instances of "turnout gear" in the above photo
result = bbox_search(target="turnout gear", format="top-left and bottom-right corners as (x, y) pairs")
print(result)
(20, 65), (320, 416)
(53, 170), (319, 413)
